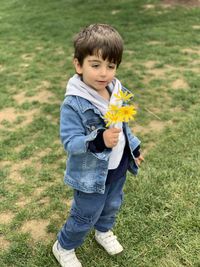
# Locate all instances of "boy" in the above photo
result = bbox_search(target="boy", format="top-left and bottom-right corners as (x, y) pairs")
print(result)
(53, 24), (144, 267)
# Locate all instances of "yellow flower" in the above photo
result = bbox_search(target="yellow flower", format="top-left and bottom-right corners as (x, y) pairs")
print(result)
(118, 105), (137, 122)
(104, 112), (119, 127)
(114, 90), (133, 102)
(109, 104), (119, 111)
(104, 110), (122, 127)
(104, 91), (137, 127)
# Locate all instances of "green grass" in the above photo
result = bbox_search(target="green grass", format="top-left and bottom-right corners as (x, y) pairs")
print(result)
(0, 0), (200, 266)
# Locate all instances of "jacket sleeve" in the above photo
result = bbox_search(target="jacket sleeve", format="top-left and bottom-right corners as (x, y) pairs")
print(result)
(60, 102), (99, 155)
(125, 124), (141, 153)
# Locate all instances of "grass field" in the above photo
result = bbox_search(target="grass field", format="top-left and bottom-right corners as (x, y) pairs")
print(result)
(0, 0), (200, 266)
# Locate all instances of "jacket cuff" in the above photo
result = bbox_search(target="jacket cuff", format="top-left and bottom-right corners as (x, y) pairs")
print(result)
(88, 129), (107, 153)
(132, 145), (140, 158)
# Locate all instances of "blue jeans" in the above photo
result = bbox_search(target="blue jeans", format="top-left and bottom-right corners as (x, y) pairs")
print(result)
(58, 175), (126, 250)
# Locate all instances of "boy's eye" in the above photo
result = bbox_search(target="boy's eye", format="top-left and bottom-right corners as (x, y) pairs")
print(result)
(108, 64), (116, 69)
(91, 64), (99, 68)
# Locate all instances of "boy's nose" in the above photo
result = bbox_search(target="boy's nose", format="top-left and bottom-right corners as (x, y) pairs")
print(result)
(100, 67), (107, 76)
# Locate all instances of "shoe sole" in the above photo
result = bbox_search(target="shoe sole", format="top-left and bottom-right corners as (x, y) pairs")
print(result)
(52, 242), (61, 264)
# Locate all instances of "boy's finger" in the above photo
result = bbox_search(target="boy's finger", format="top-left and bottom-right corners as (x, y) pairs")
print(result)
(111, 127), (121, 133)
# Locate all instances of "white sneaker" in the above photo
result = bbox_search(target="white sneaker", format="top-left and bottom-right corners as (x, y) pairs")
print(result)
(95, 230), (123, 255)
(52, 240), (82, 267)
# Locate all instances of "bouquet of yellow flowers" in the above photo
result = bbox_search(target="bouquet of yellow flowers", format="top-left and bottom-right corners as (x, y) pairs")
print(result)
(104, 90), (137, 127)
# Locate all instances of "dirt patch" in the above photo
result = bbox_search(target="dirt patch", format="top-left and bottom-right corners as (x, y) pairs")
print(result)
(9, 164), (25, 183)
(15, 196), (31, 208)
(14, 144), (26, 153)
(32, 187), (46, 198)
(9, 161), (31, 182)
(18, 109), (39, 127)
(0, 211), (15, 224)
(148, 68), (167, 77)
(0, 236), (10, 250)
(13, 89), (54, 105)
(172, 78), (188, 89)
(0, 64), (5, 72)
(0, 107), (17, 122)
(147, 41), (163, 45)
(162, 0), (200, 7)
(124, 50), (135, 55)
(181, 48), (200, 56)
(8, 159), (42, 183)
(143, 61), (168, 84)
(111, 10), (121, 15)
(38, 196), (51, 206)
(133, 120), (167, 135)
(66, 199), (73, 207)
(143, 67), (167, 84)
(142, 142), (156, 156)
(143, 4), (155, 9)
(0, 160), (11, 168)
(144, 60), (158, 69)
(192, 25), (200, 29)
(20, 219), (51, 241)
(0, 107), (38, 129)
(21, 53), (34, 61)
(36, 148), (52, 158)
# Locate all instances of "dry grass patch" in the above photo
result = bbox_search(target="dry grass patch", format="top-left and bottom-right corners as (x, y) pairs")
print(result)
(20, 219), (52, 241)
(32, 187), (46, 198)
(181, 48), (200, 56)
(65, 198), (73, 207)
(147, 68), (167, 78)
(38, 196), (51, 206)
(0, 236), (11, 250)
(0, 160), (11, 168)
(134, 120), (167, 135)
(124, 50), (135, 55)
(9, 163), (25, 183)
(21, 53), (35, 61)
(111, 10), (121, 15)
(8, 159), (42, 183)
(192, 25), (200, 29)
(142, 142), (156, 156)
(143, 60), (158, 69)
(0, 107), (17, 123)
(0, 211), (15, 224)
(147, 41), (164, 45)
(20, 63), (30, 68)
(143, 61), (171, 84)
(14, 90), (54, 105)
(18, 109), (39, 127)
(15, 196), (31, 208)
(162, 0), (200, 7)
(0, 107), (39, 130)
(14, 144), (26, 153)
(143, 4), (155, 9)
(171, 78), (189, 90)
(0, 64), (5, 72)
(36, 147), (52, 158)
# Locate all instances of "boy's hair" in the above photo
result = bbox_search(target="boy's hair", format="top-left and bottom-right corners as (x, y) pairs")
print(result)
(73, 24), (123, 67)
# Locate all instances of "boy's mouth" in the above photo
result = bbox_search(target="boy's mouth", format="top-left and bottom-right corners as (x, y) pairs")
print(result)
(97, 80), (107, 84)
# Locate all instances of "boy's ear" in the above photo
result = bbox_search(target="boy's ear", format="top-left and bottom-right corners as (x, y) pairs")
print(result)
(73, 58), (82, 74)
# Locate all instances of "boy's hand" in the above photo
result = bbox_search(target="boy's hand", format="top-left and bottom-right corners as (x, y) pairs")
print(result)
(103, 128), (121, 148)
(135, 154), (144, 166)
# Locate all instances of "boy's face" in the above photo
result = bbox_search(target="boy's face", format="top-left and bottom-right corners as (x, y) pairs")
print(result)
(74, 55), (117, 93)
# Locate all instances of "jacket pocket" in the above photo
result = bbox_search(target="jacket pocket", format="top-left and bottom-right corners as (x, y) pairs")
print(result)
(85, 117), (105, 134)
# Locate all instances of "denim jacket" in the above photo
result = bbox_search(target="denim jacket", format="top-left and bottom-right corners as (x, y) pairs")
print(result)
(60, 95), (141, 194)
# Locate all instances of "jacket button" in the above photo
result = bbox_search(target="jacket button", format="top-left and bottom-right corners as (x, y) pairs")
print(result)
(91, 126), (96, 131)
